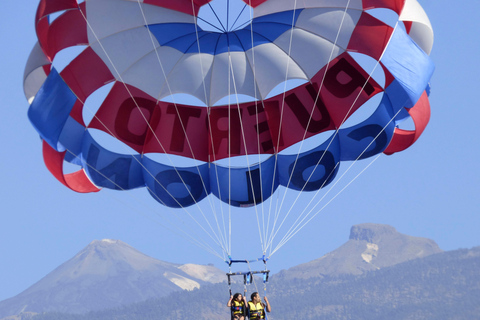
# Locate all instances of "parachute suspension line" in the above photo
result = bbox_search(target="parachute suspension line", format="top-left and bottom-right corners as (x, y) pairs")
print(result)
(266, 0), (353, 255)
(62, 147), (224, 260)
(265, 0), (300, 257)
(186, 0), (233, 258)
(137, 1), (230, 256)
(190, 0), (234, 258)
(68, 97), (227, 257)
(264, 161), (341, 254)
(228, 48), (233, 256)
(272, 83), (405, 253)
(271, 153), (383, 256)
(269, 18), (403, 254)
(78, 4), (230, 259)
(227, 50), (265, 255)
(244, 0), (268, 255)
(136, 0), (230, 257)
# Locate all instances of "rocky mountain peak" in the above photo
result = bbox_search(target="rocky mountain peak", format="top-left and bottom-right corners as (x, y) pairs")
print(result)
(276, 223), (443, 281)
(0, 240), (225, 319)
(349, 223), (397, 242)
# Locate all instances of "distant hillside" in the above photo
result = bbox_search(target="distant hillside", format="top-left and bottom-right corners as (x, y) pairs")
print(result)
(29, 246), (480, 320)
(276, 223), (442, 280)
(0, 240), (225, 319)
(1, 224), (477, 320)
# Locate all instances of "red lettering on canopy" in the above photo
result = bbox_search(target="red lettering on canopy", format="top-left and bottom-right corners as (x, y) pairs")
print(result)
(316, 53), (383, 128)
(264, 83), (334, 153)
(88, 83), (159, 153)
(209, 102), (275, 160)
(87, 55), (382, 162)
(246, 103), (275, 154)
(144, 103), (209, 161)
(209, 106), (243, 160)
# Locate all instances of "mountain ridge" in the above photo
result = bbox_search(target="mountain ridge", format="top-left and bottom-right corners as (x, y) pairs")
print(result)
(23, 246), (480, 320)
(0, 223), (449, 319)
(0, 239), (225, 318)
(275, 223), (442, 280)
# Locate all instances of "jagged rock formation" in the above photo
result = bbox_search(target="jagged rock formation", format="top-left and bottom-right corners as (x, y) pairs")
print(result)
(0, 239), (224, 318)
(276, 223), (442, 280)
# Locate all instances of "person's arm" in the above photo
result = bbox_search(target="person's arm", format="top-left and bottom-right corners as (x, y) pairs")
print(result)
(263, 296), (271, 312)
(227, 295), (233, 307)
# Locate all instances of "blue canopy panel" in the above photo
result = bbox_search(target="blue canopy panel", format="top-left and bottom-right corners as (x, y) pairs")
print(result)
(147, 9), (302, 55)
(143, 156), (210, 208)
(60, 116), (86, 166)
(28, 68), (77, 152)
(277, 134), (341, 192)
(338, 94), (395, 161)
(210, 156), (278, 207)
(381, 27), (435, 123)
(81, 131), (145, 191)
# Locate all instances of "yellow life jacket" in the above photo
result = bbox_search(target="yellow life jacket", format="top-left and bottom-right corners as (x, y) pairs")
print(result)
(248, 301), (265, 319)
(231, 300), (245, 315)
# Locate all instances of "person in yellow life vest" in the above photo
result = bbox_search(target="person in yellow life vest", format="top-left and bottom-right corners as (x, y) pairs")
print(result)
(227, 293), (247, 320)
(247, 292), (271, 320)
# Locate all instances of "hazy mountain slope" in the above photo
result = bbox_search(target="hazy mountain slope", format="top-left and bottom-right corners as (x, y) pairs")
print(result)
(269, 246), (480, 320)
(29, 246), (480, 320)
(0, 224), (473, 320)
(0, 239), (224, 318)
(276, 223), (442, 280)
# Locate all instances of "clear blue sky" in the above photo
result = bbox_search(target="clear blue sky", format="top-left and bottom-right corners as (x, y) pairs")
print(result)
(1, 1), (479, 302)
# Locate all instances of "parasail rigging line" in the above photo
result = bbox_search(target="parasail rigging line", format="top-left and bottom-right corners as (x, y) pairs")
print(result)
(189, 1), (251, 258)
(272, 97), (407, 253)
(138, 0), (236, 256)
(189, 0), (240, 257)
(268, 18), (404, 255)
(61, 146), (224, 260)
(227, 46), (266, 255)
(139, 0), (236, 257)
(187, 1), (234, 256)
(244, 0), (270, 256)
(190, 0), (268, 258)
(270, 154), (382, 256)
(265, 0), (301, 257)
(76, 3), (232, 259)
(264, 2), (368, 252)
(272, 103), (402, 254)
(272, 92), (404, 254)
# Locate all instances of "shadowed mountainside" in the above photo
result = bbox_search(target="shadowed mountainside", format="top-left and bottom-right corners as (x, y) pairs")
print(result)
(0, 239), (224, 318)
(275, 223), (442, 280)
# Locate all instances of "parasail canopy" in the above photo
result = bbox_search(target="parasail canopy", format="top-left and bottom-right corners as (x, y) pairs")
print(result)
(24, 0), (434, 261)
